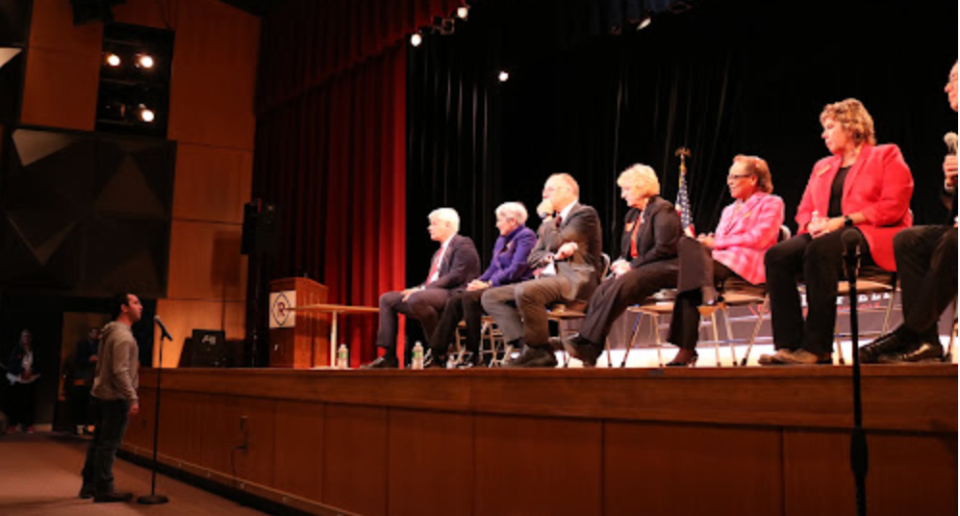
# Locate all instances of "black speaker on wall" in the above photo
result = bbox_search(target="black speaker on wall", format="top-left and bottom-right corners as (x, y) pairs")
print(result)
(241, 200), (279, 257)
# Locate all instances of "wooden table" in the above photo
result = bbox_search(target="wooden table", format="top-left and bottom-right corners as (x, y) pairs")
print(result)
(292, 304), (379, 366)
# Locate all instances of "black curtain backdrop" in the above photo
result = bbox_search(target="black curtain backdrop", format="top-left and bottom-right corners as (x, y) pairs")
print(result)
(407, 0), (957, 265)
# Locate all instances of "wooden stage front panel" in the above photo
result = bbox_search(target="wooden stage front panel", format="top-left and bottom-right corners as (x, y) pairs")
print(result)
(123, 366), (958, 516)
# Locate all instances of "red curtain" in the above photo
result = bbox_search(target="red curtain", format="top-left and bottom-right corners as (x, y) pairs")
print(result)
(258, 0), (464, 115)
(254, 0), (462, 364)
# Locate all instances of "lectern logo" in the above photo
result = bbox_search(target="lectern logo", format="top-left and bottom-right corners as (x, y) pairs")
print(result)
(270, 292), (297, 328)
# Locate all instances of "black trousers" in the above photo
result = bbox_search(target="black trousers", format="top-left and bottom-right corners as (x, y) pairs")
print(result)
(376, 288), (450, 359)
(69, 383), (94, 427)
(893, 225), (958, 340)
(431, 289), (485, 357)
(669, 238), (738, 350)
(765, 229), (872, 354)
(81, 398), (130, 495)
(6, 381), (37, 429)
(578, 260), (679, 345)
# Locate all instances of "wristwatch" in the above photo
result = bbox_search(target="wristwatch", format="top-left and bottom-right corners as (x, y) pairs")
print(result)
(843, 215), (854, 227)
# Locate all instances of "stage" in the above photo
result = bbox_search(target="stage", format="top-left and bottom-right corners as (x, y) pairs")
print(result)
(122, 365), (957, 516)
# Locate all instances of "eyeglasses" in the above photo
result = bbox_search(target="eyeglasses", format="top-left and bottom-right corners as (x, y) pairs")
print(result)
(727, 173), (753, 181)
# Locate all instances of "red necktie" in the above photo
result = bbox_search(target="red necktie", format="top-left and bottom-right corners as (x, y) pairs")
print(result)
(426, 249), (441, 283)
(629, 217), (643, 258)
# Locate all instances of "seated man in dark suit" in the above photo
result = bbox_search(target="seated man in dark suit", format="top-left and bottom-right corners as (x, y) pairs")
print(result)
(363, 208), (480, 369)
(482, 174), (604, 368)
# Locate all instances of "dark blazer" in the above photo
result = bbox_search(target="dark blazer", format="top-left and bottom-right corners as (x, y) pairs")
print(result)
(528, 202), (604, 301)
(7, 345), (39, 377)
(619, 196), (681, 269)
(424, 234), (481, 291)
(478, 225), (537, 287)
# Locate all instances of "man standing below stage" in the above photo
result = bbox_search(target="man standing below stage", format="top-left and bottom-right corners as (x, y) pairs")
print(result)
(80, 293), (142, 503)
(860, 61), (959, 363)
(482, 173), (603, 368)
(363, 208), (480, 369)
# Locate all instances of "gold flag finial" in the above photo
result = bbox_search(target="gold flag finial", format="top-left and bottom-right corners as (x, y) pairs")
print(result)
(675, 147), (691, 175)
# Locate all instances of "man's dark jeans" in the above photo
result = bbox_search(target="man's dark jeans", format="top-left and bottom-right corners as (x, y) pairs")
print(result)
(81, 398), (130, 494)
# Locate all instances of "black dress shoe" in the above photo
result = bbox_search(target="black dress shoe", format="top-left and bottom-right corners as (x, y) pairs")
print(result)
(878, 341), (944, 364)
(859, 332), (912, 364)
(666, 348), (699, 367)
(361, 356), (399, 369)
(512, 346), (558, 368)
(79, 484), (95, 499)
(93, 492), (133, 503)
(561, 334), (599, 367)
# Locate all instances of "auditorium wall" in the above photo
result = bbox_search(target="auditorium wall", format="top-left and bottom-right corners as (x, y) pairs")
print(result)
(21, 0), (259, 366)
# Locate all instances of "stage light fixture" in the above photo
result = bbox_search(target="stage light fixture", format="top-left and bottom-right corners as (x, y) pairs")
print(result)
(410, 33), (423, 47)
(137, 54), (155, 69)
(498, 71), (510, 82)
(138, 105), (156, 123)
(105, 53), (122, 67)
(456, 6), (469, 20)
(638, 17), (652, 30)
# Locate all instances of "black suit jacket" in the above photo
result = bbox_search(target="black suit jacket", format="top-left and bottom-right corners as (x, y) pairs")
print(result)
(528, 202), (604, 301)
(619, 196), (681, 269)
(424, 234), (481, 291)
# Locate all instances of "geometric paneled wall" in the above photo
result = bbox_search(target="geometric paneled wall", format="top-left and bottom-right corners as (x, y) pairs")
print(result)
(1, 128), (175, 297)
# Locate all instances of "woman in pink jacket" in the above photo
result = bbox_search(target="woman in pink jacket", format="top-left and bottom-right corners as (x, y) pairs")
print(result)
(666, 156), (785, 366)
(761, 99), (914, 365)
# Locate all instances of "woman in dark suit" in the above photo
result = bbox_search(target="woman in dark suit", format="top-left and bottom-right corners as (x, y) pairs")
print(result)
(761, 99), (914, 365)
(563, 164), (682, 366)
(430, 202), (537, 367)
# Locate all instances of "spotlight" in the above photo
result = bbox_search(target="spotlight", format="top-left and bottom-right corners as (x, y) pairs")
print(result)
(456, 7), (469, 20)
(638, 17), (652, 30)
(105, 53), (121, 67)
(137, 54), (155, 69)
(410, 33), (423, 47)
(498, 71), (509, 83)
(138, 105), (156, 123)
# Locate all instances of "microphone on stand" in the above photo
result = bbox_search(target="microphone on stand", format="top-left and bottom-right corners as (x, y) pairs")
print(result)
(154, 315), (173, 342)
(841, 228), (868, 516)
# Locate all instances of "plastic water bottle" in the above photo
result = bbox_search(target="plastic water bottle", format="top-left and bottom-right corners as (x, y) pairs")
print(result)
(411, 342), (424, 370)
(336, 344), (349, 369)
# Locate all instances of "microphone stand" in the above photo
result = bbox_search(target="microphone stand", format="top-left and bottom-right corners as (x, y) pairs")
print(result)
(138, 323), (170, 505)
(843, 231), (868, 516)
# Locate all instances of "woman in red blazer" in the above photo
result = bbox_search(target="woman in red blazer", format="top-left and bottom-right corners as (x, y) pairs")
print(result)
(760, 99), (914, 365)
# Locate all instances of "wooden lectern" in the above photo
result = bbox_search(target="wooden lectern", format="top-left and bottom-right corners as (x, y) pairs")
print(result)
(268, 277), (329, 368)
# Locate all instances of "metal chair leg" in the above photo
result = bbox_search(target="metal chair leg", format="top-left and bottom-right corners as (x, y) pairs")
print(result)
(622, 312), (643, 368)
(710, 312), (722, 367)
(653, 314), (663, 368)
(722, 306), (739, 367)
(604, 338), (613, 368)
(741, 301), (767, 366)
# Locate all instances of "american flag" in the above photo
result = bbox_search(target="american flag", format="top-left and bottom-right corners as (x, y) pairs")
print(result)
(676, 169), (695, 237)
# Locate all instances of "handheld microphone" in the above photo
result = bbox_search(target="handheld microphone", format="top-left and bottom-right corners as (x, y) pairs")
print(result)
(154, 315), (173, 341)
(945, 132), (958, 155)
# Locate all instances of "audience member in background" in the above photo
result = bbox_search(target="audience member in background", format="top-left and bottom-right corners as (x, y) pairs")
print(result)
(70, 328), (100, 435)
(5, 329), (41, 434)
